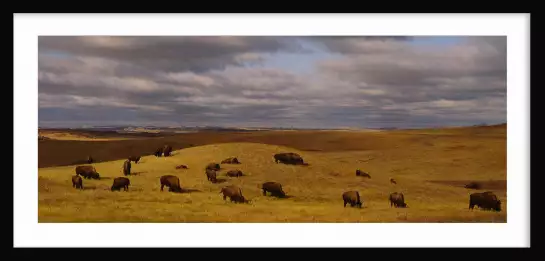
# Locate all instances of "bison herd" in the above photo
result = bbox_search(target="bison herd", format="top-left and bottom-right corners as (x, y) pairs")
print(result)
(70, 149), (503, 213)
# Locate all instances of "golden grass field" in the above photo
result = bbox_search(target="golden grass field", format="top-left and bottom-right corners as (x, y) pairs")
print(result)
(38, 126), (507, 223)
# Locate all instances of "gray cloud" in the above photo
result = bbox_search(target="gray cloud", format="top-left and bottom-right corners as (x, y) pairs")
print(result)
(39, 36), (306, 73)
(38, 36), (507, 128)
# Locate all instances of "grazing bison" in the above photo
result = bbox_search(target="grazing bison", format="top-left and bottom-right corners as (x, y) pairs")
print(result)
(154, 147), (163, 157)
(342, 191), (363, 208)
(72, 175), (83, 190)
(128, 156), (141, 164)
(75, 165), (100, 180)
(221, 157), (241, 164)
(226, 169), (244, 177)
(123, 160), (131, 176)
(464, 181), (482, 190)
(273, 153), (306, 165)
(390, 178), (397, 184)
(220, 185), (248, 203)
(260, 182), (286, 198)
(111, 177), (130, 191)
(206, 169), (218, 183)
(469, 191), (501, 211)
(356, 169), (371, 178)
(205, 163), (221, 171)
(163, 145), (173, 157)
(160, 175), (183, 193)
(175, 164), (188, 169)
(87, 156), (94, 164)
(389, 192), (407, 208)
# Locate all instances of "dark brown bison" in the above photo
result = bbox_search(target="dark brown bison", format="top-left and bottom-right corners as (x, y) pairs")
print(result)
(128, 156), (141, 164)
(72, 175), (83, 189)
(160, 175), (183, 193)
(469, 191), (501, 211)
(123, 160), (131, 176)
(464, 181), (482, 190)
(390, 178), (397, 184)
(154, 147), (163, 157)
(220, 185), (249, 203)
(206, 168), (218, 183)
(205, 163), (221, 171)
(342, 191), (363, 208)
(111, 177), (130, 191)
(260, 182), (286, 198)
(221, 157), (241, 164)
(226, 169), (244, 177)
(389, 192), (407, 208)
(87, 156), (94, 164)
(75, 165), (100, 180)
(163, 145), (173, 157)
(273, 153), (306, 165)
(356, 169), (371, 178)
(175, 165), (188, 169)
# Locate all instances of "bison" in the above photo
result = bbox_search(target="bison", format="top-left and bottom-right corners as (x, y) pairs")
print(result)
(128, 156), (141, 164)
(206, 168), (218, 183)
(163, 145), (173, 157)
(160, 175), (183, 193)
(464, 181), (482, 190)
(469, 191), (501, 211)
(342, 191), (363, 208)
(111, 177), (130, 191)
(205, 163), (221, 171)
(390, 178), (397, 184)
(87, 156), (94, 164)
(123, 160), (131, 176)
(71, 175), (83, 190)
(220, 185), (249, 203)
(389, 192), (407, 208)
(226, 169), (244, 177)
(175, 164), (188, 169)
(154, 147), (163, 157)
(260, 182), (286, 198)
(75, 165), (100, 180)
(356, 169), (371, 178)
(273, 153), (306, 165)
(221, 157), (241, 164)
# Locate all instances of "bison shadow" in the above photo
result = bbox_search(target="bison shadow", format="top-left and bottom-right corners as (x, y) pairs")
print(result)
(225, 174), (246, 178)
(81, 186), (97, 190)
(212, 178), (227, 184)
(128, 171), (146, 176)
(268, 194), (295, 199)
(177, 188), (202, 193)
(279, 162), (310, 166)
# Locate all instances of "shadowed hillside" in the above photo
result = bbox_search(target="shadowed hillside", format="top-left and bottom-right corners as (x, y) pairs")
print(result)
(38, 124), (506, 168)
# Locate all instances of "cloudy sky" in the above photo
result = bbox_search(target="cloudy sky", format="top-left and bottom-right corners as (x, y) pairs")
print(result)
(38, 36), (506, 129)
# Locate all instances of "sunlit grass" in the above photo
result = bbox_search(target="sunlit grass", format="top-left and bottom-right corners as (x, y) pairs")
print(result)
(38, 128), (506, 223)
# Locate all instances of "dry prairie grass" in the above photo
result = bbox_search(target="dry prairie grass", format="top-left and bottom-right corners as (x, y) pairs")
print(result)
(38, 127), (507, 222)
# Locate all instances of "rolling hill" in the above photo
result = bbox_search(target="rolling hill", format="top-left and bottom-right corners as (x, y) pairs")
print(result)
(38, 126), (507, 222)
